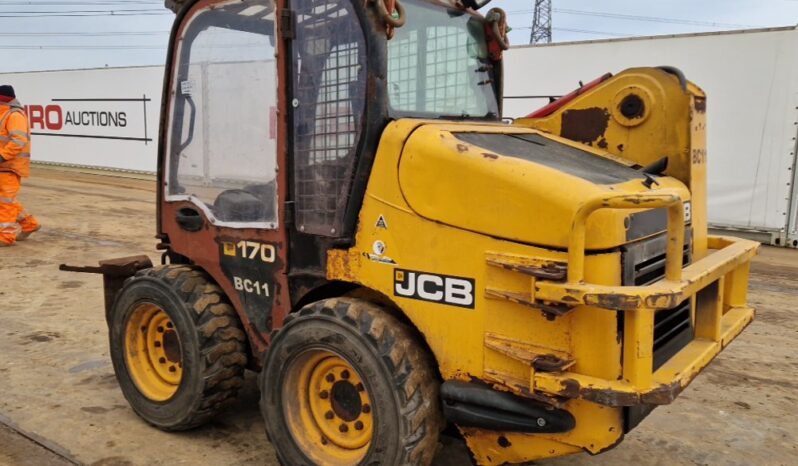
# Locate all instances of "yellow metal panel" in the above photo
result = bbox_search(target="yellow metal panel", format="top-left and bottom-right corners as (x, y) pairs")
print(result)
(515, 68), (693, 184)
(327, 120), (627, 461)
(516, 67), (710, 261)
(397, 122), (689, 250)
(723, 261), (750, 311)
(694, 278), (723, 342)
(689, 93), (709, 259)
(623, 308), (655, 388)
(325, 115), (756, 464)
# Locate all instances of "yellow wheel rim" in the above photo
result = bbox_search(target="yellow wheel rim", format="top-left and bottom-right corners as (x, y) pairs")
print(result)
(124, 303), (183, 402)
(283, 350), (373, 465)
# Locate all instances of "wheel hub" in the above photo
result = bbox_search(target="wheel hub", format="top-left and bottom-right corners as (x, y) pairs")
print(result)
(124, 303), (184, 401)
(163, 330), (181, 363)
(331, 380), (362, 422)
(283, 350), (373, 465)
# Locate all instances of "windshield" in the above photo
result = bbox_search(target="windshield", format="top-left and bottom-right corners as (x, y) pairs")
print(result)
(387, 0), (500, 119)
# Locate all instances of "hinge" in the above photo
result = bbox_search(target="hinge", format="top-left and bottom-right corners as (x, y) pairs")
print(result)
(485, 288), (573, 320)
(486, 251), (567, 281)
(280, 9), (295, 40)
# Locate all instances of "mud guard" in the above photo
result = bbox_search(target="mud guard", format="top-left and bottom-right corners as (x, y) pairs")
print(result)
(60, 255), (153, 323)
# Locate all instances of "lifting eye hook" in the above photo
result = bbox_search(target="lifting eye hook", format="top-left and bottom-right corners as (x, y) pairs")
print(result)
(486, 7), (509, 52)
(370, 0), (406, 39)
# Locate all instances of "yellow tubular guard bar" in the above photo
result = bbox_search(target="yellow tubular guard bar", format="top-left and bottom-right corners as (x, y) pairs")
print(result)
(528, 189), (758, 405)
(567, 190), (685, 284)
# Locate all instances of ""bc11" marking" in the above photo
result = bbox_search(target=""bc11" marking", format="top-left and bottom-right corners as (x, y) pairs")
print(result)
(233, 276), (270, 297)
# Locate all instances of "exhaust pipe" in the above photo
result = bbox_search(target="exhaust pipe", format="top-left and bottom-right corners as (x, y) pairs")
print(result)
(441, 381), (575, 433)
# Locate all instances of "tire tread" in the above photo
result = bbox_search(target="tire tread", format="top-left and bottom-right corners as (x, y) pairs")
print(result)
(274, 297), (443, 465)
(126, 265), (247, 430)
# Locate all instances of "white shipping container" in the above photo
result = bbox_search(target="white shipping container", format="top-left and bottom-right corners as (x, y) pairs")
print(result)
(504, 26), (798, 246)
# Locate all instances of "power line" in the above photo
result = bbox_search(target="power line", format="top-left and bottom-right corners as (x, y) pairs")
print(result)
(552, 27), (631, 38)
(513, 25), (631, 38)
(0, 44), (166, 49)
(555, 8), (754, 28)
(507, 7), (754, 29)
(0, 8), (164, 13)
(0, 11), (170, 17)
(0, 30), (169, 36)
(0, 1), (161, 4)
(0, 0), (161, 2)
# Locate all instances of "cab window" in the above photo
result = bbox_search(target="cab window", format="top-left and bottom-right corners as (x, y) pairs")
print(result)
(167, 0), (279, 227)
(291, 0), (367, 236)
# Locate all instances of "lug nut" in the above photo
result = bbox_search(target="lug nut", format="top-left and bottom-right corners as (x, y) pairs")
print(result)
(169, 366), (176, 373)
(325, 411), (334, 420)
(159, 357), (166, 364)
(339, 423), (348, 433)
(154, 341), (161, 348)
(362, 404), (371, 414)
(320, 390), (329, 399)
(340, 369), (350, 379)
(536, 418), (546, 427)
(166, 322), (173, 328)
(157, 326), (164, 333)
(356, 383), (365, 392)
(321, 436), (328, 445)
(325, 374), (335, 383)
(354, 421), (364, 431)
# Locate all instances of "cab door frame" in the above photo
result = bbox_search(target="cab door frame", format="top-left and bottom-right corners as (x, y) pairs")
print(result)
(157, 0), (291, 356)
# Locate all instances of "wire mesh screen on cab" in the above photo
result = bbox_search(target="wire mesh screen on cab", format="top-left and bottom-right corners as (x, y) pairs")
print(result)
(292, 0), (367, 236)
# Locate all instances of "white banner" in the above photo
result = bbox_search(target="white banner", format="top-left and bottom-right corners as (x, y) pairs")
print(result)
(0, 65), (164, 172)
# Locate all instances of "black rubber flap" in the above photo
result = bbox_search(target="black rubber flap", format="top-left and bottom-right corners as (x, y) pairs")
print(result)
(441, 381), (575, 433)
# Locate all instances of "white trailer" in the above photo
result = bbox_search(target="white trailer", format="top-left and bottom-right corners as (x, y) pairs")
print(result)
(0, 65), (164, 173)
(504, 26), (798, 246)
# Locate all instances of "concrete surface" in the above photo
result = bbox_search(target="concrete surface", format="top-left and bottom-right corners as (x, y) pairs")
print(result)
(0, 167), (795, 466)
(0, 424), (73, 466)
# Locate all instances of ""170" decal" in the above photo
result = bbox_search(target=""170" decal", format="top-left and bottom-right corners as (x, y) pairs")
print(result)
(223, 241), (276, 263)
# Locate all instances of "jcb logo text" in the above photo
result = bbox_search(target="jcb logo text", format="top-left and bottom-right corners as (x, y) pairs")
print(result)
(394, 269), (475, 309)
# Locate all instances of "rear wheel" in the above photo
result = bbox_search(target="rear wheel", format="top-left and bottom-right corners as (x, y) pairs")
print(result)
(109, 265), (247, 430)
(260, 297), (443, 465)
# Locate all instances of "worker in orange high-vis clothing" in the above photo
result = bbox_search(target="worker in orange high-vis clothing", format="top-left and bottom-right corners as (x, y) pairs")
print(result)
(0, 85), (40, 247)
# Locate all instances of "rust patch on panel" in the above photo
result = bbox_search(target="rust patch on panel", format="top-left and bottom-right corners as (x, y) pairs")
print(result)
(581, 387), (640, 407)
(551, 378), (644, 407)
(693, 97), (707, 113)
(589, 293), (642, 310)
(487, 258), (567, 281)
(561, 107), (610, 144)
(640, 381), (682, 405)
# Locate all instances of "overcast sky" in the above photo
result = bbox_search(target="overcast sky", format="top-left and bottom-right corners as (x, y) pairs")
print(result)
(0, 0), (797, 73)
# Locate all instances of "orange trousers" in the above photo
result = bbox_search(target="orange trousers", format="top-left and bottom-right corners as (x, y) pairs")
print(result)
(0, 172), (40, 245)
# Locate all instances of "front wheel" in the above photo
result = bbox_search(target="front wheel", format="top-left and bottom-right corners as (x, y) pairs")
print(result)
(260, 297), (443, 465)
(109, 265), (248, 430)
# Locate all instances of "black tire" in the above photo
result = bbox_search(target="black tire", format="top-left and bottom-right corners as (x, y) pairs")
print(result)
(260, 297), (443, 466)
(109, 265), (247, 431)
